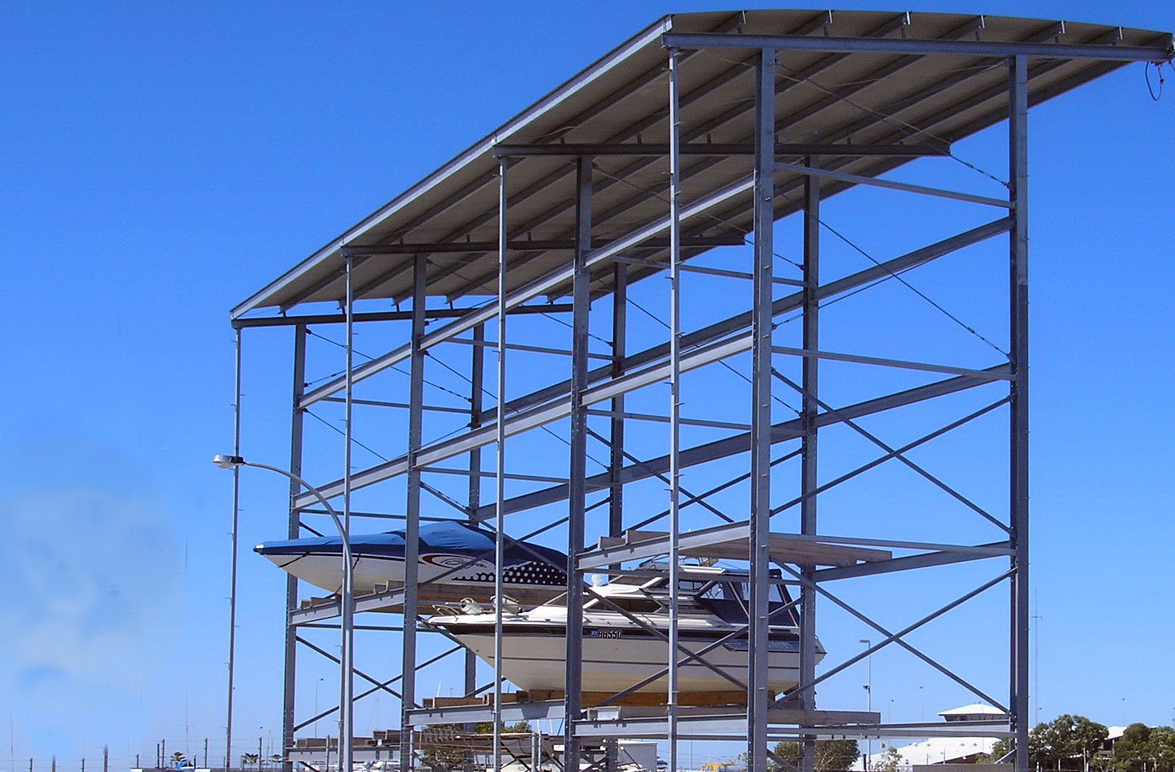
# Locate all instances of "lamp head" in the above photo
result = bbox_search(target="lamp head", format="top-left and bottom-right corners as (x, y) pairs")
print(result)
(212, 454), (245, 470)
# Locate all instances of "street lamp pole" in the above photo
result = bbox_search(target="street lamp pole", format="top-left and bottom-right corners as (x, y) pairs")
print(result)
(860, 639), (872, 770)
(213, 454), (353, 772)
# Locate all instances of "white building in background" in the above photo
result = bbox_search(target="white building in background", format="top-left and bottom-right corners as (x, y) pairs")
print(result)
(854, 704), (1007, 770)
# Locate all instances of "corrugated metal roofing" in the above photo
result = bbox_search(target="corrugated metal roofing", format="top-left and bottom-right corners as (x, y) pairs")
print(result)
(231, 9), (1172, 320)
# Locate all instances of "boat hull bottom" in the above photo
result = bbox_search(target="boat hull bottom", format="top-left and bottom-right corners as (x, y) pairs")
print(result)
(444, 631), (802, 694)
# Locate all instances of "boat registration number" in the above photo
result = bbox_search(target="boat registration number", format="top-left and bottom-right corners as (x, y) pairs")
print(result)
(590, 629), (623, 639)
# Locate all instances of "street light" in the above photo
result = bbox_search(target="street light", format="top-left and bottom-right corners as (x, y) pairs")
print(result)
(860, 639), (873, 770)
(213, 454), (354, 772)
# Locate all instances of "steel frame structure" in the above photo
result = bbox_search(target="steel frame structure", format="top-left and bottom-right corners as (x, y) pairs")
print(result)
(223, 11), (1172, 772)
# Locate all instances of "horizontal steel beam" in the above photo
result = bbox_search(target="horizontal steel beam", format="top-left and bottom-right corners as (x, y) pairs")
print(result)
(775, 162), (1014, 208)
(445, 336), (613, 361)
(473, 363), (1009, 519)
(770, 345), (1012, 380)
(320, 397), (472, 415)
(679, 261), (805, 287)
(493, 142), (950, 157)
(231, 303), (572, 329)
(419, 465), (569, 485)
(587, 407), (752, 432)
(407, 700), (566, 726)
(573, 709), (885, 738)
(815, 541), (1012, 581)
(661, 31), (1173, 61)
(289, 588), (407, 624)
(579, 523), (890, 570)
(298, 177), (754, 408)
(338, 235), (744, 255)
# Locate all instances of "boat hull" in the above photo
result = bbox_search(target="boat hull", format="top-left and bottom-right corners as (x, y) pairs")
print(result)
(429, 619), (817, 694)
(255, 521), (568, 601)
(259, 552), (568, 602)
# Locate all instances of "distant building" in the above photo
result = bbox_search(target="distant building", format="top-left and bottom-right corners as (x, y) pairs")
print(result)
(853, 705), (1008, 770)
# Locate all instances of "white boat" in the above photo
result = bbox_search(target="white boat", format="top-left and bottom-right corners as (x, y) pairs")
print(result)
(254, 520), (569, 602)
(424, 563), (823, 695)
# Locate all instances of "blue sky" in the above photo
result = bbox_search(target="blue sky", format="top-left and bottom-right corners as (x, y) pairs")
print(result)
(1, 1), (1173, 769)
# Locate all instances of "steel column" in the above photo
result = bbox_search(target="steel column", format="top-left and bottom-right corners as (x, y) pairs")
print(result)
(564, 154), (593, 772)
(493, 159), (509, 772)
(609, 264), (627, 537)
(1009, 53), (1031, 772)
(748, 46), (776, 771)
(799, 155), (821, 772)
(281, 325), (307, 769)
(339, 257), (355, 772)
(225, 329), (242, 771)
(667, 47), (683, 772)
(467, 323), (485, 699)
(400, 255), (427, 771)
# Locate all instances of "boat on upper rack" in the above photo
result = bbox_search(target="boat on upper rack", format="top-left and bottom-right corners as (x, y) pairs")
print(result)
(424, 562), (824, 696)
(254, 520), (569, 604)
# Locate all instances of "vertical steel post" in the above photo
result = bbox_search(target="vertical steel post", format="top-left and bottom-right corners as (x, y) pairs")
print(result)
(467, 323), (486, 699)
(400, 255), (427, 772)
(565, 154), (593, 772)
(493, 158), (509, 772)
(748, 46), (777, 771)
(340, 257), (356, 772)
(667, 46), (683, 772)
(1008, 54), (1031, 772)
(799, 156), (821, 772)
(608, 264), (627, 538)
(225, 328), (243, 771)
(282, 325), (308, 768)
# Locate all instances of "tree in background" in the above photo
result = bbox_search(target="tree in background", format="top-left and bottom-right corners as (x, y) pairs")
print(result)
(1030, 714), (1109, 771)
(769, 739), (861, 772)
(978, 739), (1011, 764)
(1147, 726), (1175, 772)
(1114, 724), (1175, 772)
(873, 745), (903, 772)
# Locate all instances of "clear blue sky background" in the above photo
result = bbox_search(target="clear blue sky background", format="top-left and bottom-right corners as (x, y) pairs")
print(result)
(1, 1), (1173, 769)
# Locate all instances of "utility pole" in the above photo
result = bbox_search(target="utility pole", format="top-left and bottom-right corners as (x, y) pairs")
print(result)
(103, 745), (108, 772)
(204, 740), (209, 769)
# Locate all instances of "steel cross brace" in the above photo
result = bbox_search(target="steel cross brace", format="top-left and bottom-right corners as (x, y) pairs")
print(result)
(770, 397), (1010, 518)
(772, 564), (1012, 711)
(292, 644), (462, 732)
(771, 369), (1008, 533)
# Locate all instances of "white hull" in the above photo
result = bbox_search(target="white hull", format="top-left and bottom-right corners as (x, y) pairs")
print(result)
(263, 553), (563, 600)
(452, 631), (802, 693)
(428, 611), (819, 695)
